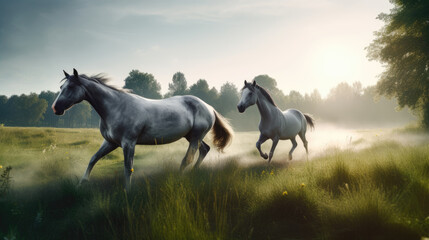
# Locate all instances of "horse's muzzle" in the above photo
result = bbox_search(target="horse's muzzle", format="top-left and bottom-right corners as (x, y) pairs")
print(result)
(237, 105), (245, 113)
(52, 104), (64, 115)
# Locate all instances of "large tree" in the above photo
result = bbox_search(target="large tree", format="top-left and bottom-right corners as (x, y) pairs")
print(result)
(218, 82), (239, 115)
(253, 75), (278, 92)
(188, 79), (219, 107)
(167, 72), (188, 97)
(367, 0), (429, 127)
(124, 70), (162, 99)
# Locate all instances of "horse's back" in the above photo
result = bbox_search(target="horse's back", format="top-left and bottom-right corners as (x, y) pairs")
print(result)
(135, 95), (214, 144)
(280, 109), (306, 139)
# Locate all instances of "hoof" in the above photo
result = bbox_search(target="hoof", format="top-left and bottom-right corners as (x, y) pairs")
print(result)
(288, 155), (293, 161)
(262, 153), (268, 160)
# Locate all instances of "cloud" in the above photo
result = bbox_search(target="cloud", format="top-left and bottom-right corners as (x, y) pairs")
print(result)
(109, 0), (334, 23)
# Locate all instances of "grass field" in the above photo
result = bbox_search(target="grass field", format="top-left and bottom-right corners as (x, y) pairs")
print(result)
(0, 126), (428, 239)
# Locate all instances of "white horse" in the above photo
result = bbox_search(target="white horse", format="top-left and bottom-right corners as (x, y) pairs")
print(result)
(52, 69), (233, 189)
(237, 80), (314, 162)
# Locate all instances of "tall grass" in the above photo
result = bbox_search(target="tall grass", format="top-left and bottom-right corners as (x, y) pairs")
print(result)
(0, 127), (428, 239)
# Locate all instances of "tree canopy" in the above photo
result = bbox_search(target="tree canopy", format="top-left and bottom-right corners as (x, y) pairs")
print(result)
(218, 82), (239, 115)
(367, 0), (429, 127)
(124, 70), (162, 99)
(167, 72), (188, 97)
(188, 79), (219, 108)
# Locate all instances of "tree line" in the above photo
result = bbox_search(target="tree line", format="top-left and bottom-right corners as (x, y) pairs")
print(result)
(0, 70), (415, 130)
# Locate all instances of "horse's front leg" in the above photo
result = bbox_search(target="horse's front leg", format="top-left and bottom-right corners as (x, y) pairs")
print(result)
(80, 140), (118, 185)
(122, 141), (136, 191)
(256, 134), (269, 159)
(268, 136), (279, 163)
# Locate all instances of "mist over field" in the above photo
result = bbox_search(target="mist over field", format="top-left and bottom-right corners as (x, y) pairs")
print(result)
(0, 123), (427, 187)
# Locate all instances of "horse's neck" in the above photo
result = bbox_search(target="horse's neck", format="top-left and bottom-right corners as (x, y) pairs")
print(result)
(82, 80), (121, 119)
(256, 90), (278, 123)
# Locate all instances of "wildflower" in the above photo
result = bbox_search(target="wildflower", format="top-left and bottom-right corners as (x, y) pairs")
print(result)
(270, 170), (274, 175)
(261, 170), (266, 175)
(131, 168), (134, 173)
(282, 191), (288, 196)
(0, 165), (2, 169)
(301, 183), (306, 188)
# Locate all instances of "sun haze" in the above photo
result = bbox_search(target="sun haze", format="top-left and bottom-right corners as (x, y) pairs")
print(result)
(0, 0), (391, 97)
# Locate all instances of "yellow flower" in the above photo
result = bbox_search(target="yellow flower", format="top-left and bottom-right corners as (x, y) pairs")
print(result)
(0, 165), (2, 169)
(261, 170), (266, 175)
(131, 168), (134, 173)
(270, 170), (274, 175)
(301, 183), (306, 188)
(282, 191), (288, 196)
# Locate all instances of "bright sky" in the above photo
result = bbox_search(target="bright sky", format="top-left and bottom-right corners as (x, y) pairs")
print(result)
(0, 0), (392, 98)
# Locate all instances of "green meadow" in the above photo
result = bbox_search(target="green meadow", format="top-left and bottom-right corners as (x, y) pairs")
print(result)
(0, 126), (428, 239)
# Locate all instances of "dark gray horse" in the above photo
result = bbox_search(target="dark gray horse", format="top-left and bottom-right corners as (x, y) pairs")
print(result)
(52, 69), (233, 189)
(237, 80), (314, 162)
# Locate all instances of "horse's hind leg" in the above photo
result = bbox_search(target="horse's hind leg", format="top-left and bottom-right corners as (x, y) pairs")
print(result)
(180, 140), (199, 171)
(193, 141), (210, 170)
(289, 137), (298, 161)
(123, 141), (136, 191)
(80, 140), (118, 184)
(298, 131), (309, 160)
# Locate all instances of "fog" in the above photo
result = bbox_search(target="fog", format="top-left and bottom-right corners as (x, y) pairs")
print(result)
(203, 123), (428, 166)
(4, 122), (429, 190)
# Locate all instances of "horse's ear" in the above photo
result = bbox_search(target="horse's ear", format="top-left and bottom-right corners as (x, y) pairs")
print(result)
(252, 80), (256, 86)
(71, 68), (82, 85)
(63, 70), (70, 79)
(244, 80), (248, 85)
(73, 68), (79, 77)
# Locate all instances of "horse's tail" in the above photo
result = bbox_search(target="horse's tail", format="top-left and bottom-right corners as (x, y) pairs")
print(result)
(304, 114), (315, 130)
(212, 110), (234, 152)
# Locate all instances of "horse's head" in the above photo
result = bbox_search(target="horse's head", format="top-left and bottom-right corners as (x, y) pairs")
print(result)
(52, 69), (86, 115)
(237, 80), (257, 113)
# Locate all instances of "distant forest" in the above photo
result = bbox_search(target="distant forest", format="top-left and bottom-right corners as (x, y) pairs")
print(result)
(0, 71), (415, 131)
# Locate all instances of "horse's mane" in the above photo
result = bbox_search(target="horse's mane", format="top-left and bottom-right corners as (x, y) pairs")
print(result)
(242, 83), (277, 107)
(80, 74), (129, 93)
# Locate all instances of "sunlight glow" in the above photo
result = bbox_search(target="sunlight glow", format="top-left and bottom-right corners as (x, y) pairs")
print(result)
(314, 45), (359, 85)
